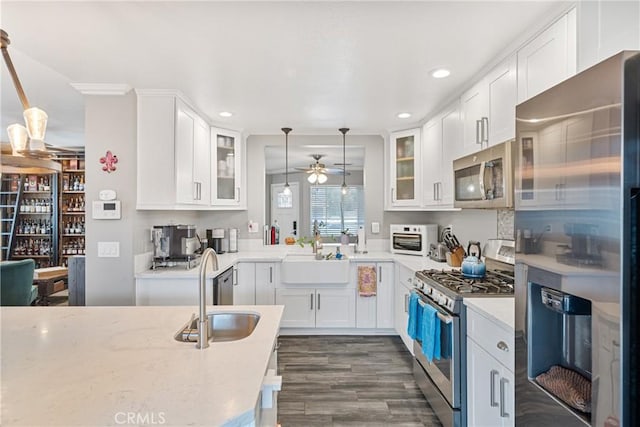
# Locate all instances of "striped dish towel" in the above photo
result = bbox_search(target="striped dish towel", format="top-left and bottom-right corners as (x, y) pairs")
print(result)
(358, 265), (377, 297)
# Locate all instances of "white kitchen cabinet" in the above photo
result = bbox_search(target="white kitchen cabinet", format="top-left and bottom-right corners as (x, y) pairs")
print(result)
(175, 100), (211, 205)
(234, 262), (277, 305)
(234, 262), (256, 305)
(394, 264), (414, 354)
(255, 262), (277, 305)
(461, 82), (489, 155)
(353, 262), (394, 329)
(466, 307), (514, 427)
(137, 91), (211, 209)
(517, 9), (577, 104)
(211, 127), (245, 207)
(461, 54), (517, 156)
(578, 0), (640, 72)
(422, 102), (460, 208)
(276, 287), (355, 328)
(388, 128), (422, 208)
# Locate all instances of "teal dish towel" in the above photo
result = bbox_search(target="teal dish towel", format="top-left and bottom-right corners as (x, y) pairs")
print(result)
(407, 291), (420, 339)
(419, 301), (441, 363)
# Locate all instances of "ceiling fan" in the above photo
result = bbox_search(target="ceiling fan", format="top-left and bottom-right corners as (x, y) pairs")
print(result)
(294, 154), (349, 184)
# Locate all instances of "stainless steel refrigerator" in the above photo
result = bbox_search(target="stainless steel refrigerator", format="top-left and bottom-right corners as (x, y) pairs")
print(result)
(514, 51), (639, 427)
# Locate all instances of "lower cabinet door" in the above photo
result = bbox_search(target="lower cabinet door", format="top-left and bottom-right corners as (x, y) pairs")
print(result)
(394, 280), (412, 353)
(467, 338), (503, 427)
(234, 263), (256, 305)
(255, 263), (276, 305)
(276, 288), (315, 328)
(315, 288), (356, 328)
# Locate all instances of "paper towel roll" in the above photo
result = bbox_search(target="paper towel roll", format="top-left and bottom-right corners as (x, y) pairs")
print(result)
(356, 227), (366, 252)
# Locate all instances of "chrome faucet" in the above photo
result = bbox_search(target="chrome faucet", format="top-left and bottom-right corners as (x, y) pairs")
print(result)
(197, 247), (219, 349)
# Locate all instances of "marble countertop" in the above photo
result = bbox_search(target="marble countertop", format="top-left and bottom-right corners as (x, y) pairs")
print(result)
(1, 305), (283, 426)
(135, 248), (451, 280)
(464, 297), (515, 331)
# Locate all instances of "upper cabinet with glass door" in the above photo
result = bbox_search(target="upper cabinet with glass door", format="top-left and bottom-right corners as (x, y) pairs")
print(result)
(388, 128), (421, 208)
(211, 127), (245, 208)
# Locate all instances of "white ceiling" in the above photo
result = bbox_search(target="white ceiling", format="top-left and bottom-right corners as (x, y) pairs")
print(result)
(264, 144), (365, 174)
(1, 1), (569, 147)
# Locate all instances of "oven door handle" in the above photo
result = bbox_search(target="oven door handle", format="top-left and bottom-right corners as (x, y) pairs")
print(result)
(417, 297), (454, 324)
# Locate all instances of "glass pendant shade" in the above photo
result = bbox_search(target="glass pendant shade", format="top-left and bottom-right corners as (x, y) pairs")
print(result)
(341, 183), (348, 195)
(7, 123), (28, 155)
(28, 138), (47, 153)
(23, 107), (48, 140)
(283, 183), (292, 196)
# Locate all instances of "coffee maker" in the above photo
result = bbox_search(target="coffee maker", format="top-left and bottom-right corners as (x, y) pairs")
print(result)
(152, 225), (200, 269)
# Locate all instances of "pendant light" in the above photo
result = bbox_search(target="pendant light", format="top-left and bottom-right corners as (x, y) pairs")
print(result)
(281, 127), (292, 196)
(1, 29), (49, 157)
(339, 128), (349, 195)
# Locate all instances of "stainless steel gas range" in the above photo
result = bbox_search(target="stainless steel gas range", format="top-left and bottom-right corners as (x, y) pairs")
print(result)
(411, 239), (515, 427)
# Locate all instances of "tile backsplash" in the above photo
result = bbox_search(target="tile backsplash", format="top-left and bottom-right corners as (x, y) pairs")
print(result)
(497, 209), (515, 240)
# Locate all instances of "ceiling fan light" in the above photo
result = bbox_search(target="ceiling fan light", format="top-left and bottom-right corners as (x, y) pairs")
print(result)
(7, 123), (28, 155)
(308, 173), (318, 184)
(317, 173), (328, 184)
(23, 107), (48, 140)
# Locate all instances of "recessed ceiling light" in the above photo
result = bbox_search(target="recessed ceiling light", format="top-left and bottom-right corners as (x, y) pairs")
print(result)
(397, 112), (412, 119)
(431, 68), (451, 79)
(219, 111), (233, 118)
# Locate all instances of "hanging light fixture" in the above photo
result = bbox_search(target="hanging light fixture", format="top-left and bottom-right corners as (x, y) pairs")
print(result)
(1, 29), (49, 157)
(339, 128), (349, 195)
(281, 127), (292, 196)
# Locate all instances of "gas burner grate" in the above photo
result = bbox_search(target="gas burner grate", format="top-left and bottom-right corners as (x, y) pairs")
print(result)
(416, 269), (514, 295)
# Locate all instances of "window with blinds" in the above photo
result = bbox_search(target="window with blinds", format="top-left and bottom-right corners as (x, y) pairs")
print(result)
(310, 185), (365, 237)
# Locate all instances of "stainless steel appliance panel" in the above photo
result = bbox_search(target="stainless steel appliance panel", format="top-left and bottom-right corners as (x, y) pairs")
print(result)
(414, 359), (462, 427)
(515, 51), (640, 427)
(212, 267), (233, 305)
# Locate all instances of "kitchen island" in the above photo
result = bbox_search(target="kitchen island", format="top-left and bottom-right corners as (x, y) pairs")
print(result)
(1, 305), (283, 426)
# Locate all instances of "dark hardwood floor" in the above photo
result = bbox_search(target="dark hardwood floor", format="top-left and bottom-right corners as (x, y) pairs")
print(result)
(277, 335), (443, 426)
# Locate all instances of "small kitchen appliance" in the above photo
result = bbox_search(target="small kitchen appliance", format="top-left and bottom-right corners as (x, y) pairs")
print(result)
(411, 239), (515, 426)
(461, 241), (486, 278)
(390, 224), (438, 257)
(211, 228), (225, 254)
(429, 243), (448, 262)
(151, 225), (200, 269)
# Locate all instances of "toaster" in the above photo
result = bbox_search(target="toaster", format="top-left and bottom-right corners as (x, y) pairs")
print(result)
(429, 243), (448, 262)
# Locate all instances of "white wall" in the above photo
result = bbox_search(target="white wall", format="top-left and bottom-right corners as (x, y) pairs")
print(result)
(85, 92), (138, 305)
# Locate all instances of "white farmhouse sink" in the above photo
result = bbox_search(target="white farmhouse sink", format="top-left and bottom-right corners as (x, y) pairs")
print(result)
(281, 253), (350, 284)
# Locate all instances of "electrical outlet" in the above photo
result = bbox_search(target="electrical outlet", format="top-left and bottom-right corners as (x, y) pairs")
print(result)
(248, 221), (259, 233)
(545, 224), (552, 233)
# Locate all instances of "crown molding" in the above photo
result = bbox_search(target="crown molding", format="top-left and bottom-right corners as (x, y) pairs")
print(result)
(70, 83), (132, 95)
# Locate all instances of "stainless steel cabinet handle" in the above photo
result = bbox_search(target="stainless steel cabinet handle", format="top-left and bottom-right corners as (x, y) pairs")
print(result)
(433, 182), (437, 201)
(235, 187), (240, 202)
(497, 341), (509, 352)
(378, 266), (382, 281)
(269, 266), (273, 283)
(476, 119), (481, 144)
(310, 293), (314, 310)
(482, 117), (489, 145)
(317, 293), (320, 310)
(391, 188), (395, 202)
(193, 182), (199, 200)
(500, 377), (510, 418)
(490, 369), (499, 407)
(404, 293), (409, 313)
(233, 268), (238, 286)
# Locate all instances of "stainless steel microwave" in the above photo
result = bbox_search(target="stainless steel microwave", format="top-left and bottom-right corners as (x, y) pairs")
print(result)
(390, 224), (438, 257)
(452, 140), (516, 209)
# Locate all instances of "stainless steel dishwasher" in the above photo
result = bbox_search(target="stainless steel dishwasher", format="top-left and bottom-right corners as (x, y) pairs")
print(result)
(212, 267), (233, 305)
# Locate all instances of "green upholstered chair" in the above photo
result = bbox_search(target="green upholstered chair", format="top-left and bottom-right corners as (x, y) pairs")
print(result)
(1, 259), (38, 306)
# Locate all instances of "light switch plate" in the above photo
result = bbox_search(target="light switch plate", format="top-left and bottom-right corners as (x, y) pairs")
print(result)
(98, 241), (120, 257)
(371, 222), (380, 234)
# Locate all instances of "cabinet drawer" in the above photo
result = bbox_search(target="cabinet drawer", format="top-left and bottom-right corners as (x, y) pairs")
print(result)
(397, 265), (414, 290)
(467, 308), (514, 372)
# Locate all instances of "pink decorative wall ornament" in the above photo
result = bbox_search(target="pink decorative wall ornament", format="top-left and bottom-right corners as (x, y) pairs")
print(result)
(100, 150), (118, 173)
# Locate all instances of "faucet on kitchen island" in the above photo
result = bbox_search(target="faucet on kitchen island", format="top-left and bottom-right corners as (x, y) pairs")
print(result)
(197, 247), (219, 349)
